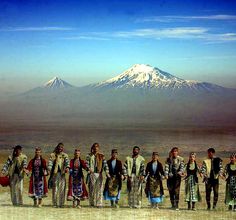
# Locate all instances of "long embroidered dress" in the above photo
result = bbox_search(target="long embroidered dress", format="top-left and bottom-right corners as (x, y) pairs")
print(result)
(185, 161), (201, 203)
(145, 161), (164, 204)
(27, 157), (48, 199)
(67, 158), (88, 201)
(1, 153), (27, 205)
(224, 163), (236, 206)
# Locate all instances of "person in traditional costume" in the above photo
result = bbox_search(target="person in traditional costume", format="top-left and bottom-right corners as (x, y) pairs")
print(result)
(67, 149), (89, 208)
(145, 152), (165, 209)
(1, 145), (27, 206)
(103, 149), (123, 208)
(86, 143), (109, 208)
(184, 152), (201, 211)
(224, 152), (236, 211)
(164, 147), (185, 210)
(123, 146), (145, 209)
(201, 148), (223, 210)
(27, 147), (48, 207)
(47, 143), (70, 208)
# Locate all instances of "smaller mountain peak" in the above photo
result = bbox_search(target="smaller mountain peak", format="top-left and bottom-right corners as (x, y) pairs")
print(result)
(52, 76), (60, 80)
(46, 76), (61, 82)
(43, 76), (73, 89)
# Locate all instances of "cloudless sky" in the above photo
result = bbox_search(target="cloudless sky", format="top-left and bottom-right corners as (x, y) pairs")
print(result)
(0, 0), (236, 94)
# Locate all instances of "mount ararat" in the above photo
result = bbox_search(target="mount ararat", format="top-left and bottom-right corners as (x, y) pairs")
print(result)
(3, 64), (236, 127)
(26, 64), (233, 94)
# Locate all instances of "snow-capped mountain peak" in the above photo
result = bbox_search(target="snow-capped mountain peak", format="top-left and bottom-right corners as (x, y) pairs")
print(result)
(93, 64), (185, 89)
(92, 64), (225, 92)
(43, 76), (73, 89)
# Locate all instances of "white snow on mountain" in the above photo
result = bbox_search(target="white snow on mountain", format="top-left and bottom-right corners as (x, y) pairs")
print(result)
(92, 64), (225, 92)
(43, 77), (73, 89)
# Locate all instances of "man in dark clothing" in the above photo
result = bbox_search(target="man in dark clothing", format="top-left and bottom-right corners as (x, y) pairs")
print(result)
(164, 147), (185, 210)
(201, 148), (223, 210)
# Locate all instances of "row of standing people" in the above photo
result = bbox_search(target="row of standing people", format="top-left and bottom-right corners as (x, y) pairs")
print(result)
(0, 143), (236, 211)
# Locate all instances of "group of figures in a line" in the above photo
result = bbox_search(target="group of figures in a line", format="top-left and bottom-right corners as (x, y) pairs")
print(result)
(0, 143), (236, 211)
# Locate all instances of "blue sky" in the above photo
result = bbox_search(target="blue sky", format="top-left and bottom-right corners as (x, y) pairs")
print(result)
(0, 0), (236, 94)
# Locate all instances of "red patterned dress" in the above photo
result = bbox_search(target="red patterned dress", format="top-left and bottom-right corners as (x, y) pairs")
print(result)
(67, 158), (88, 201)
(27, 157), (48, 199)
